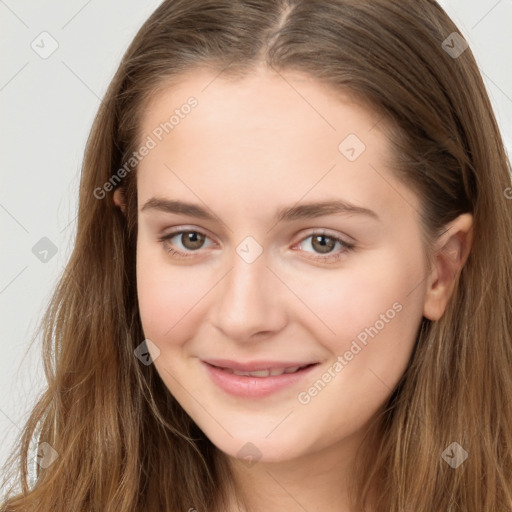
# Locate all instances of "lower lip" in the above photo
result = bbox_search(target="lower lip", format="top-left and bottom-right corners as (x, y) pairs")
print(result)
(202, 362), (319, 398)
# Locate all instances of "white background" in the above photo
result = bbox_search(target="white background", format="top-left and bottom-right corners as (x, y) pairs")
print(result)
(1, 0), (511, 486)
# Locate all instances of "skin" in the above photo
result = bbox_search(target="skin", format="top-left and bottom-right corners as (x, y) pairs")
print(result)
(114, 66), (473, 512)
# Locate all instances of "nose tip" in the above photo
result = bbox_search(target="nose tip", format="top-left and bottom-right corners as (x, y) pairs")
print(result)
(209, 251), (287, 342)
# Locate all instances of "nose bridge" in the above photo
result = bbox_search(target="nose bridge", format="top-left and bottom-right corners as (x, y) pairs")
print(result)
(227, 247), (268, 300)
(211, 241), (286, 339)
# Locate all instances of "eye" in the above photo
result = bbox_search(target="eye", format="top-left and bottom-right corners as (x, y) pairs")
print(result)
(158, 229), (215, 258)
(294, 231), (355, 263)
(158, 228), (355, 263)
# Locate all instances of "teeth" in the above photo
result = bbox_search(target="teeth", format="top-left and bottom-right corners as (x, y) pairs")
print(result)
(225, 365), (304, 377)
(232, 369), (271, 377)
(283, 366), (301, 374)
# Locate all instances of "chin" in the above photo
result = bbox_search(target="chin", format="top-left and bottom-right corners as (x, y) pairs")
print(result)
(210, 430), (307, 465)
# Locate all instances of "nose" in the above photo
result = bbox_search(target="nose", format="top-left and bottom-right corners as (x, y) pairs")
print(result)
(209, 246), (288, 342)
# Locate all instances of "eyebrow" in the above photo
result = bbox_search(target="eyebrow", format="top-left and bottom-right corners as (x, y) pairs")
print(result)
(140, 197), (380, 222)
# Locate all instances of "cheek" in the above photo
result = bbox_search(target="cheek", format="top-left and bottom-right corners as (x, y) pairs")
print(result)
(288, 256), (421, 340)
(136, 244), (215, 346)
(289, 251), (425, 382)
(292, 263), (423, 431)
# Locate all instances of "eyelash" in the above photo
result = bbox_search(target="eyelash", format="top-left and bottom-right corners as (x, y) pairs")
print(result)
(157, 229), (355, 263)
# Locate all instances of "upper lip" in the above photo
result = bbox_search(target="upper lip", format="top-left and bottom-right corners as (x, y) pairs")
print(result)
(202, 359), (318, 372)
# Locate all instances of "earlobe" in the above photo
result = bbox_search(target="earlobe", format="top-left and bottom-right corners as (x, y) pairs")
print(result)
(423, 213), (474, 321)
(113, 187), (126, 215)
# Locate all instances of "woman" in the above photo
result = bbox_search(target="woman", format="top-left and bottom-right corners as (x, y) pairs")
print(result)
(2, 1), (511, 510)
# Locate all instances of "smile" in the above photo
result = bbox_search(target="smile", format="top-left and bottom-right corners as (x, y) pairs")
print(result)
(217, 364), (312, 377)
(202, 361), (319, 398)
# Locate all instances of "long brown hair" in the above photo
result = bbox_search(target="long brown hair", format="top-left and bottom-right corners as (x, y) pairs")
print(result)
(2, 1), (511, 510)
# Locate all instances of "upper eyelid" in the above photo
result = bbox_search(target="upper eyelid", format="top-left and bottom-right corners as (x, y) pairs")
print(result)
(161, 227), (218, 246)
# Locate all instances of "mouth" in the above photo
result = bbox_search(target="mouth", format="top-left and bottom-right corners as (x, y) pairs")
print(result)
(201, 360), (320, 398)
(209, 363), (317, 377)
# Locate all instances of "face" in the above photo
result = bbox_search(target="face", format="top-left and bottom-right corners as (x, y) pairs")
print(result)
(134, 66), (429, 463)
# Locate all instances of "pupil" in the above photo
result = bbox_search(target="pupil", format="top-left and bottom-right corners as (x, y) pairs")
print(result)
(313, 235), (335, 254)
(183, 232), (204, 250)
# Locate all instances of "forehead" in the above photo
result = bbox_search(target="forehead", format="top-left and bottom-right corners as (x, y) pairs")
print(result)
(140, 66), (383, 144)
(135, 67), (420, 226)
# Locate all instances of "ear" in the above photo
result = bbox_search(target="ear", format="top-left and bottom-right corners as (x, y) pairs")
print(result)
(113, 187), (126, 215)
(423, 213), (474, 321)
